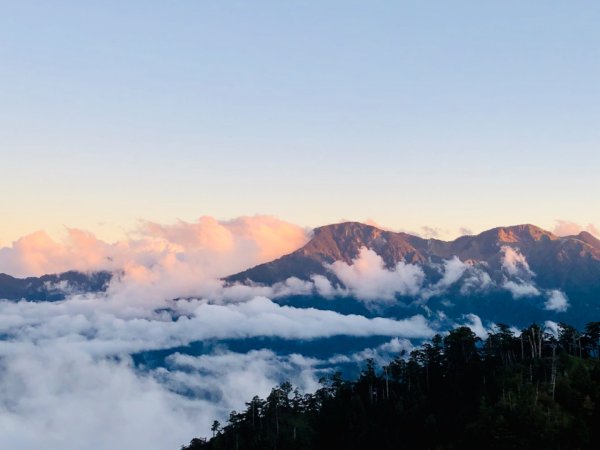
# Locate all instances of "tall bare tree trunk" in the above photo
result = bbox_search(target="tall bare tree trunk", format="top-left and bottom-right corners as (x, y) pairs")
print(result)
(551, 344), (557, 401)
(520, 335), (524, 361)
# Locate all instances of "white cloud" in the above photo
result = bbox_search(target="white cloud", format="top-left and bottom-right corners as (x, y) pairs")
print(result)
(0, 346), (205, 450)
(501, 246), (534, 278)
(307, 249), (495, 303)
(0, 296), (435, 358)
(327, 337), (414, 366)
(165, 349), (320, 408)
(327, 247), (425, 302)
(544, 290), (569, 312)
(544, 320), (560, 337)
(311, 274), (344, 298)
(437, 257), (469, 287)
(499, 246), (544, 299)
(422, 256), (470, 299)
(0, 344), (323, 450)
(459, 313), (489, 339)
(502, 280), (540, 299)
(0, 286), (437, 450)
(0, 216), (581, 450)
(460, 269), (492, 295)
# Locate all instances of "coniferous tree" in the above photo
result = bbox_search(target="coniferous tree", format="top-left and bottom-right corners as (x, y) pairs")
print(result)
(181, 322), (600, 450)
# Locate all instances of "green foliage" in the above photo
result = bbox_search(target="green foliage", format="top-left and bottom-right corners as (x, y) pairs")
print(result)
(181, 322), (600, 450)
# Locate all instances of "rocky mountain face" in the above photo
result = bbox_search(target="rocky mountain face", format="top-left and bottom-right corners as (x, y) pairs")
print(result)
(0, 271), (112, 301)
(227, 222), (600, 292)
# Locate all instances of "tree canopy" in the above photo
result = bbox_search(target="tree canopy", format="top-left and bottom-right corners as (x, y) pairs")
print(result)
(182, 322), (600, 450)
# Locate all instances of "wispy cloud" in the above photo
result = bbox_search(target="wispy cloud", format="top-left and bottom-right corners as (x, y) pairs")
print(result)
(553, 220), (599, 238)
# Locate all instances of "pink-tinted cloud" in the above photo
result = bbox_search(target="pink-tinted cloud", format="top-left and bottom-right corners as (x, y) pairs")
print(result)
(0, 229), (113, 278)
(0, 216), (310, 280)
(552, 220), (599, 237)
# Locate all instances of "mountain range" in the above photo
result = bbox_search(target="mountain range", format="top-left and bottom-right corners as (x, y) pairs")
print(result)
(0, 270), (112, 301)
(1, 222), (599, 326)
(227, 222), (600, 291)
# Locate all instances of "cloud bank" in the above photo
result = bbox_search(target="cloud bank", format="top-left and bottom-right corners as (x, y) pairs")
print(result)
(0, 343), (323, 450)
(0, 217), (578, 450)
(0, 218), (436, 450)
(0, 215), (309, 279)
(0, 285), (437, 450)
(316, 248), (490, 303)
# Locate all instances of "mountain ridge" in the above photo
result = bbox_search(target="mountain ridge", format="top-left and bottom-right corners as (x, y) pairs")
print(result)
(226, 222), (600, 291)
(2, 222), (600, 303)
(0, 270), (112, 301)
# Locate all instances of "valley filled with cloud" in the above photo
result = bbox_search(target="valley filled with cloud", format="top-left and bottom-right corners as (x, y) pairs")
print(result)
(0, 216), (586, 449)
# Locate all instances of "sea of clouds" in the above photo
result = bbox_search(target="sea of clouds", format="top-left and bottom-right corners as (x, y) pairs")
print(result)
(0, 216), (571, 449)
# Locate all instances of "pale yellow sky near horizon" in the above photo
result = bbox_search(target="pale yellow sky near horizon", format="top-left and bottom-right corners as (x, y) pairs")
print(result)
(1, 212), (597, 248)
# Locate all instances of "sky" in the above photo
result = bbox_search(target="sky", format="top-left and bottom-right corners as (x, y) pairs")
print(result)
(1, 0), (599, 244)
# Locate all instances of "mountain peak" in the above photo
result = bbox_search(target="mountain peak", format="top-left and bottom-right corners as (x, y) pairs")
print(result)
(294, 221), (419, 270)
(313, 221), (377, 234)
(310, 221), (384, 246)
(482, 224), (557, 243)
(574, 231), (600, 249)
(226, 221), (426, 285)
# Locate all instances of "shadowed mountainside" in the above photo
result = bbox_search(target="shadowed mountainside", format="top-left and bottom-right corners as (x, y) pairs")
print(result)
(226, 222), (600, 292)
(3, 222), (600, 303)
(0, 270), (112, 301)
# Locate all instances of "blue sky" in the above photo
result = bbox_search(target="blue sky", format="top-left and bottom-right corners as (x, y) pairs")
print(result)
(1, 1), (599, 242)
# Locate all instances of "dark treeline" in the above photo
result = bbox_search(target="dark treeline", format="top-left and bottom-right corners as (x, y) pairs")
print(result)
(182, 322), (600, 450)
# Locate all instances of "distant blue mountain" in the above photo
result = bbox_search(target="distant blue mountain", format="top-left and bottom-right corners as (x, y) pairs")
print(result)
(0, 270), (112, 301)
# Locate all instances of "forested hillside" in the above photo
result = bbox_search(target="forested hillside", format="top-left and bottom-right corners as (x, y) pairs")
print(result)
(182, 322), (600, 450)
